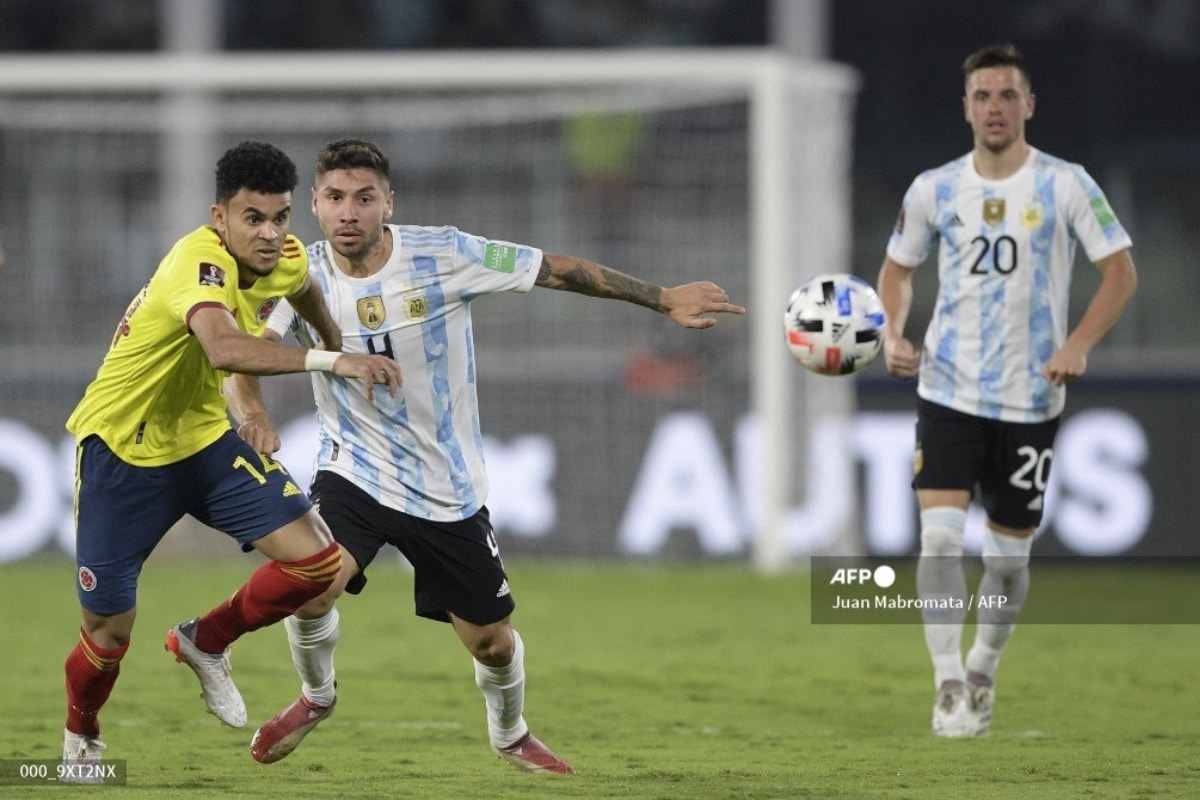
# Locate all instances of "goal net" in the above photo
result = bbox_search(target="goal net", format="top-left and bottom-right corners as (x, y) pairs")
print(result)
(0, 50), (859, 569)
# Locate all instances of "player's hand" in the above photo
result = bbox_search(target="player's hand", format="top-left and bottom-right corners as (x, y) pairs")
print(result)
(334, 353), (402, 402)
(1043, 345), (1087, 386)
(236, 414), (281, 455)
(661, 282), (746, 329)
(884, 335), (920, 379)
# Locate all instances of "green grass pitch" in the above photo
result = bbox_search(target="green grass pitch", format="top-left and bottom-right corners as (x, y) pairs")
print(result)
(2, 557), (1198, 798)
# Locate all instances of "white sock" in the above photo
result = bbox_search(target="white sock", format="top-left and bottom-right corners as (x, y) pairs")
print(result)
(473, 629), (529, 749)
(917, 506), (968, 687)
(285, 608), (339, 707)
(965, 527), (1032, 682)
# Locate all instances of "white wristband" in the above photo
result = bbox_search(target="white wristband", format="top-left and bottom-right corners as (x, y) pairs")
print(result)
(304, 349), (341, 372)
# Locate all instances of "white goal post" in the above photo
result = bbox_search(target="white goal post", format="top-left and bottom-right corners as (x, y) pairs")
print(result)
(0, 50), (860, 571)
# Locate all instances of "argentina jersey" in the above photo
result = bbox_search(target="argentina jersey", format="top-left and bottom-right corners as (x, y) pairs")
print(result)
(269, 224), (542, 520)
(886, 148), (1131, 423)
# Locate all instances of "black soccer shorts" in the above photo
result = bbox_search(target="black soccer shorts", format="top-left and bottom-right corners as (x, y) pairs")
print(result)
(912, 398), (1060, 530)
(310, 470), (516, 626)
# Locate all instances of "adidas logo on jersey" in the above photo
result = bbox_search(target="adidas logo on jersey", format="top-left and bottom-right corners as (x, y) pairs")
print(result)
(283, 481), (303, 498)
(948, 213), (965, 227)
(496, 579), (511, 598)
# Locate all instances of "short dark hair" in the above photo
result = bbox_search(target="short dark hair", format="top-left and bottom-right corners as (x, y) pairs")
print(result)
(315, 138), (391, 184)
(214, 141), (298, 204)
(962, 44), (1031, 91)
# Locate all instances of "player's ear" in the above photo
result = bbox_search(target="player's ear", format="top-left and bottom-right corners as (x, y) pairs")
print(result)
(311, 186), (319, 216)
(1025, 92), (1036, 121)
(210, 203), (226, 231)
(384, 190), (395, 221)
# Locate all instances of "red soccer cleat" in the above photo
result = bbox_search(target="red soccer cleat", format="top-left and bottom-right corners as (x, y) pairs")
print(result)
(250, 696), (336, 764)
(494, 732), (575, 775)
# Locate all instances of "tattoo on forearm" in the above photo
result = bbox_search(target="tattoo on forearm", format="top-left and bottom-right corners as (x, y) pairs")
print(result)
(603, 268), (662, 310)
(553, 257), (662, 311)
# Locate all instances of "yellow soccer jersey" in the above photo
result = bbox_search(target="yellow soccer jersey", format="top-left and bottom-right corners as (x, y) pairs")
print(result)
(67, 225), (307, 466)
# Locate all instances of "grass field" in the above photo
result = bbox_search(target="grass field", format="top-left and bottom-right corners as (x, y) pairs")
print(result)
(3, 556), (1198, 798)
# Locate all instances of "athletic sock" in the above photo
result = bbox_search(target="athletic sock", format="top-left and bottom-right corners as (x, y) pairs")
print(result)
(64, 629), (129, 737)
(286, 608), (340, 707)
(917, 506), (968, 687)
(474, 629), (529, 749)
(965, 527), (1032, 681)
(194, 542), (341, 654)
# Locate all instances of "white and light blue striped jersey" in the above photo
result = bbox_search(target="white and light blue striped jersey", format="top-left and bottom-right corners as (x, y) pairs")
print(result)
(268, 224), (541, 520)
(886, 147), (1132, 422)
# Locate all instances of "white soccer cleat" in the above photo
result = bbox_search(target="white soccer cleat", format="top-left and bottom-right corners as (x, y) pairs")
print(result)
(964, 673), (994, 736)
(931, 679), (971, 738)
(61, 729), (106, 785)
(166, 618), (248, 728)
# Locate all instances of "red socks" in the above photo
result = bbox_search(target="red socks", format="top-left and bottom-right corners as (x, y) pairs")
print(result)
(64, 629), (129, 736)
(194, 543), (342, 653)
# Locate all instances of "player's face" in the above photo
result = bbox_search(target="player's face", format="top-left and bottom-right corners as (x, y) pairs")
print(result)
(963, 66), (1035, 154)
(211, 189), (293, 280)
(312, 168), (394, 263)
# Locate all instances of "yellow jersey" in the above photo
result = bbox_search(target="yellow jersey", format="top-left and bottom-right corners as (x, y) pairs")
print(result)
(67, 226), (307, 466)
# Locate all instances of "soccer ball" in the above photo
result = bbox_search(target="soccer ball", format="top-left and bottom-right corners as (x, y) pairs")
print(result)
(783, 273), (885, 376)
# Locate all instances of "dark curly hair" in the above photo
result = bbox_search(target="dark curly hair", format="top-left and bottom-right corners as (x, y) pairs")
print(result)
(315, 138), (391, 185)
(214, 141), (299, 204)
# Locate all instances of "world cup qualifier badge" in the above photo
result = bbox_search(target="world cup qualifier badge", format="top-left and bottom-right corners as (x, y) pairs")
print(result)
(78, 566), (97, 592)
(199, 262), (226, 288)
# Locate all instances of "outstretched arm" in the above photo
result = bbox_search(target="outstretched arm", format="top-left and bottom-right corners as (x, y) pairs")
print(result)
(190, 306), (402, 402)
(534, 253), (745, 329)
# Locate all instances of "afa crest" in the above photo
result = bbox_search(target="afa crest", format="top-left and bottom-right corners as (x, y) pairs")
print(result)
(357, 296), (386, 330)
(1022, 201), (1044, 229)
(403, 291), (429, 321)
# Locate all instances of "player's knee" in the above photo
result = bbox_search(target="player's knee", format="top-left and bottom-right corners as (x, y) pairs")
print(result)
(296, 587), (339, 619)
(919, 506), (967, 557)
(981, 527), (1031, 578)
(468, 626), (515, 667)
(282, 541), (343, 603)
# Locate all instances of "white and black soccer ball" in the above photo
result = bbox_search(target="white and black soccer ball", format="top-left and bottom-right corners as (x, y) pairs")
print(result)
(783, 274), (885, 376)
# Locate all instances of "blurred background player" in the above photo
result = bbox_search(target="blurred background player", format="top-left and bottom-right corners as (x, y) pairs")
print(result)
(876, 44), (1137, 737)
(229, 138), (744, 772)
(61, 140), (401, 780)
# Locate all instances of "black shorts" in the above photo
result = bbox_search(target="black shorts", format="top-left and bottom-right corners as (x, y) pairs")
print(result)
(913, 398), (1060, 529)
(310, 471), (515, 626)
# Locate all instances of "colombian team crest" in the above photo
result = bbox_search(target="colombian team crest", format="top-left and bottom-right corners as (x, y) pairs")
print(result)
(403, 290), (429, 321)
(78, 566), (97, 592)
(257, 297), (279, 323)
(357, 296), (386, 330)
(982, 198), (1006, 227)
